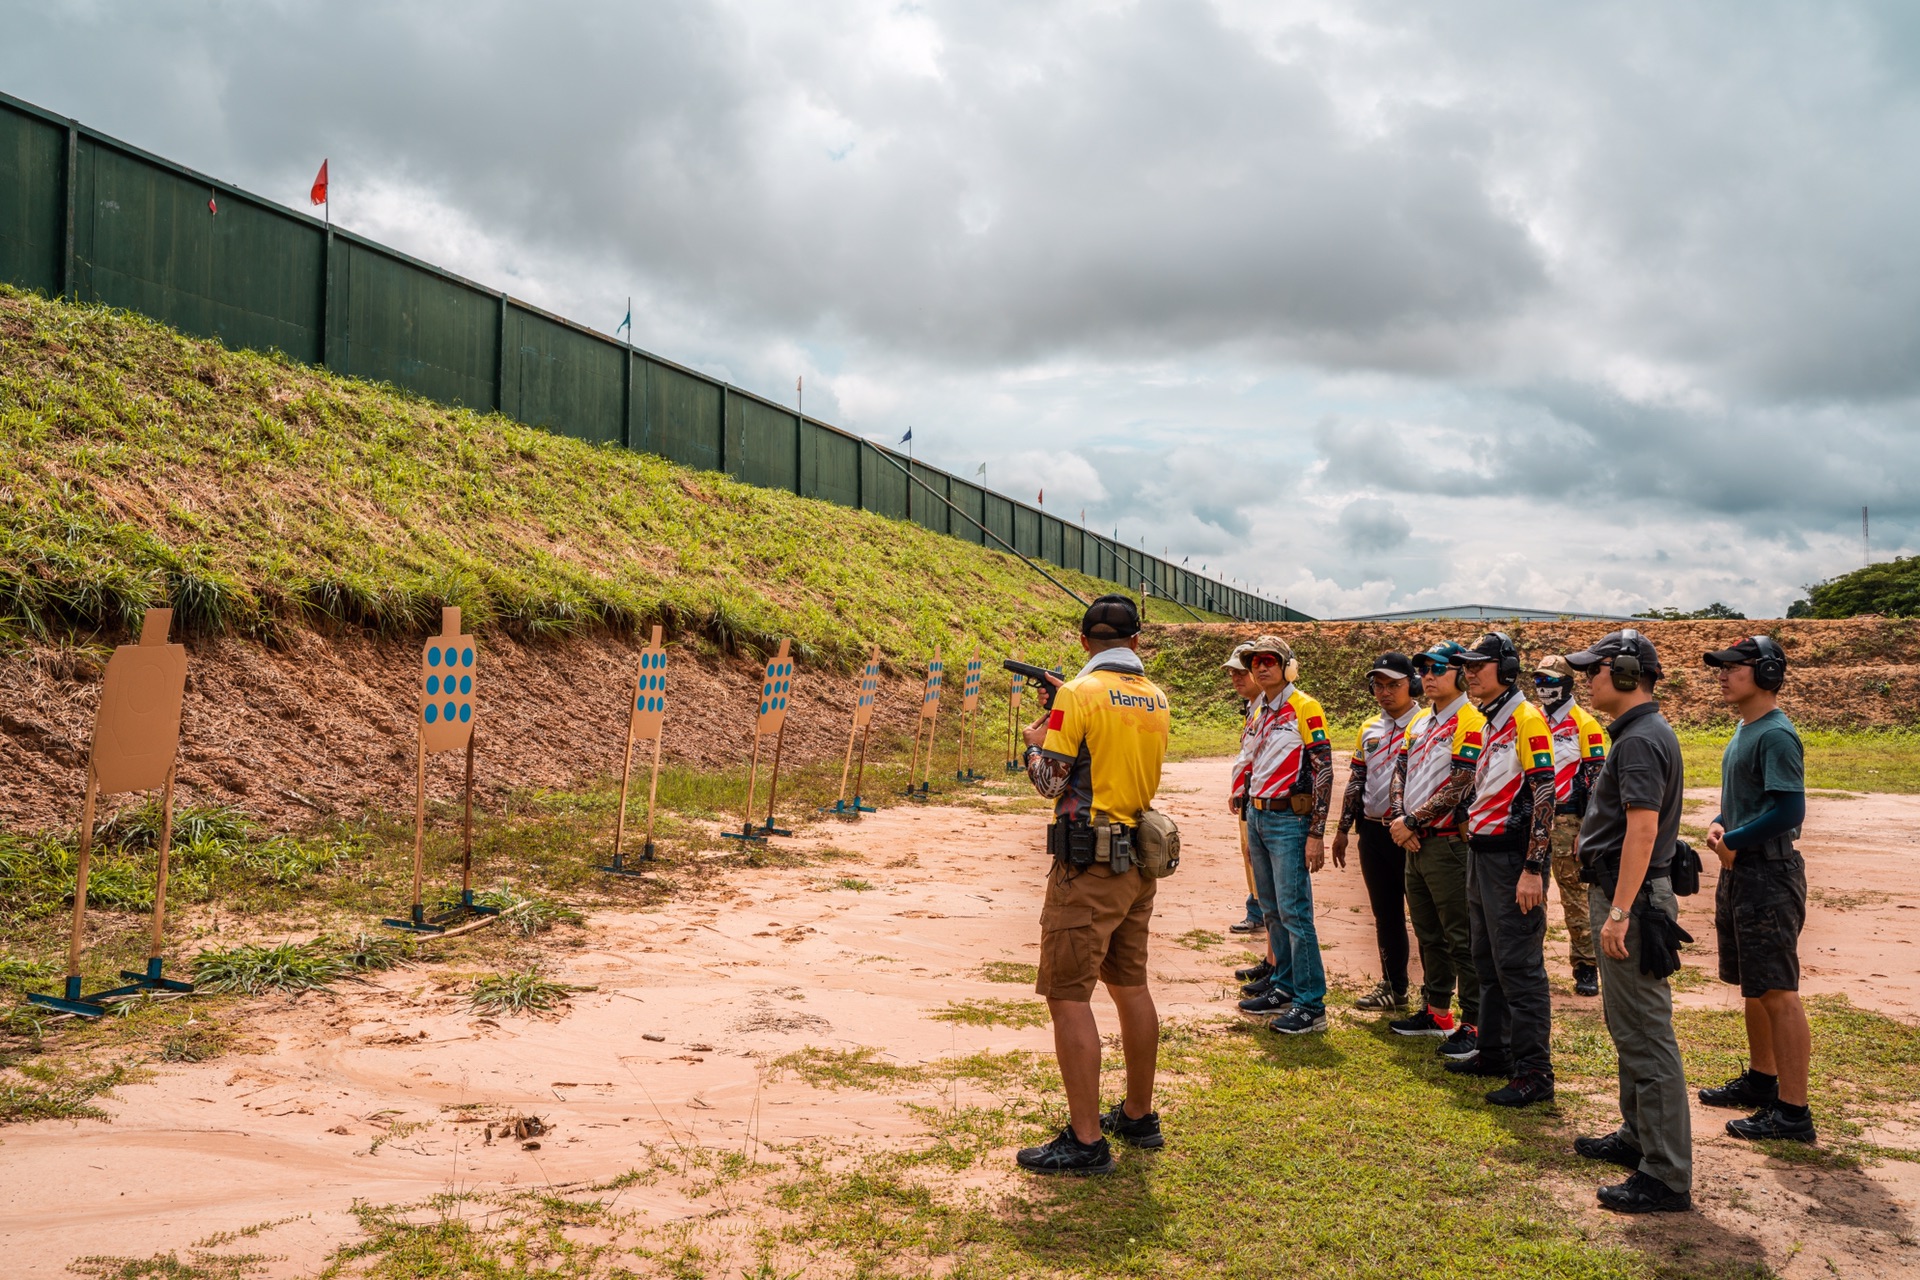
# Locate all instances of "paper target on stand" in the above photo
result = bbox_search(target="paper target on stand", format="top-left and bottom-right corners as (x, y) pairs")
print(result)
(92, 608), (188, 795)
(1008, 669), (1024, 712)
(420, 608), (478, 755)
(962, 652), (982, 714)
(852, 647), (882, 729)
(920, 654), (944, 720)
(756, 638), (794, 735)
(630, 625), (669, 743)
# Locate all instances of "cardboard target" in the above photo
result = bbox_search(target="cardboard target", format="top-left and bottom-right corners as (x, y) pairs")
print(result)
(851, 648), (882, 729)
(920, 655), (944, 720)
(962, 652), (983, 714)
(756, 638), (795, 735)
(1009, 670), (1024, 711)
(420, 607), (477, 755)
(630, 625), (670, 742)
(92, 608), (188, 795)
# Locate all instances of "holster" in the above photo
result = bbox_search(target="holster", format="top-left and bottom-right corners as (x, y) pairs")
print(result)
(1048, 819), (1098, 868)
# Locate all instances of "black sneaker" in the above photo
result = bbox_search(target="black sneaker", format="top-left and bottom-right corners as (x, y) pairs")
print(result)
(1485, 1073), (1555, 1108)
(1389, 1007), (1456, 1037)
(1573, 1132), (1645, 1172)
(1015, 1126), (1117, 1175)
(1234, 958), (1275, 983)
(1725, 1106), (1817, 1144)
(1241, 972), (1285, 999)
(1597, 1170), (1691, 1214)
(1436, 1025), (1479, 1060)
(1237, 987), (1295, 1015)
(1268, 1006), (1328, 1035)
(1443, 1051), (1510, 1078)
(1354, 981), (1409, 1011)
(1100, 1102), (1164, 1149)
(1229, 916), (1262, 935)
(1698, 1069), (1778, 1110)
(1573, 964), (1600, 997)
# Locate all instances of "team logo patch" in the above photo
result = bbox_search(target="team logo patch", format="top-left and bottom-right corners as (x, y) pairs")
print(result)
(1047, 709), (1065, 731)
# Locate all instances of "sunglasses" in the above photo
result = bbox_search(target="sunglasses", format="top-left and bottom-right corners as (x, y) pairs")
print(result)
(1247, 653), (1281, 668)
(1533, 674), (1567, 686)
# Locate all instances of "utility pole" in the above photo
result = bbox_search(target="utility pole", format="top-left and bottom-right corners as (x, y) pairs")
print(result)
(1864, 505), (1870, 568)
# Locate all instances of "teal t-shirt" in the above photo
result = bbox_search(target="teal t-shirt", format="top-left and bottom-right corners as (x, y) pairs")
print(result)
(1719, 709), (1804, 831)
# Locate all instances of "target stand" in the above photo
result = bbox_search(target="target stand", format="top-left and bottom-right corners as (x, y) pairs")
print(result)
(1003, 664), (1027, 772)
(602, 626), (671, 876)
(384, 609), (497, 934)
(825, 646), (881, 819)
(31, 609), (195, 1019)
(723, 639), (796, 844)
(900, 652), (942, 800)
(952, 651), (986, 782)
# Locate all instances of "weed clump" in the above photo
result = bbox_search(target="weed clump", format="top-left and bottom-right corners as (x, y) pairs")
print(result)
(191, 941), (349, 995)
(469, 967), (572, 1016)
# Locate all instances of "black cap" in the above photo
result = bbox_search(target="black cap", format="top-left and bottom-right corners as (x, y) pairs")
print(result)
(1453, 634), (1508, 664)
(1566, 628), (1664, 679)
(1081, 594), (1141, 639)
(1703, 637), (1775, 669)
(1367, 652), (1417, 683)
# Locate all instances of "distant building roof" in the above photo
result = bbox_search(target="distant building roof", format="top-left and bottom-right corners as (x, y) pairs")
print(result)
(1334, 603), (1634, 624)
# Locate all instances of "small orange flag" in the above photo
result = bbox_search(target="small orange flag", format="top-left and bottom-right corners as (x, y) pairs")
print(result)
(310, 159), (328, 206)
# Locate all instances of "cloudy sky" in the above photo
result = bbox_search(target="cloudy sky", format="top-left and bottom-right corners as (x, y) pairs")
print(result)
(9, 1), (1918, 618)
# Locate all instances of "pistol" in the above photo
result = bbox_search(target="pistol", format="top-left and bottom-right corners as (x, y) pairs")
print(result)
(1002, 660), (1065, 711)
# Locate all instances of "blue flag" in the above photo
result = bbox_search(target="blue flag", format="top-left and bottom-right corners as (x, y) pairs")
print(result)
(898, 428), (913, 445)
(616, 305), (631, 338)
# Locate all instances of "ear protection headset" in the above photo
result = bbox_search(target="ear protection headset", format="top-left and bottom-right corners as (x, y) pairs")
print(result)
(1609, 628), (1645, 692)
(1748, 634), (1787, 692)
(1409, 667), (1425, 699)
(1488, 632), (1521, 686)
(1284, 653), (1300, 684)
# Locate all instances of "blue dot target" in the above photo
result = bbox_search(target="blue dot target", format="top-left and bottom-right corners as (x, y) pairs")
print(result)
(608, 624), (670, 874)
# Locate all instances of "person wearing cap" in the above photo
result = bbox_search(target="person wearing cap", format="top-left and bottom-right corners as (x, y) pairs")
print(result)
(1232, 634), (1335, 1035)
(1223, 644), (1268, 940)
(1535, 654), (1609, 997)
(1564, 629), (1692, 1214)
(1387, 641), (1487, 1058)
(1447, 633), (1559, 1108)
(1014, 594), (1172, 1174)
(1332, 653), (1423, 1011)
(1699, 636), (1815, 1145)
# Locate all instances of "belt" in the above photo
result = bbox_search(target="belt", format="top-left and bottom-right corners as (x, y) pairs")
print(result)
(1247, 795), (1309, 812)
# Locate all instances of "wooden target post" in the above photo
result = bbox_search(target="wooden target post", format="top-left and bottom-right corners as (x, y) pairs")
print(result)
(384, 608), (494, 933)
(603, 625), (670, 875)
(1003, 665), (1026, 771)
(826, 646), (881, 819)
(723, 639), (795, 843)
(954, 651), (985, 782)
(901, 652), (942, 798)
(32, 609), (192, 1018)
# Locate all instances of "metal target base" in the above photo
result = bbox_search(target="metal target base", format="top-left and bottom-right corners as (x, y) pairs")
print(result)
(599, 842), (656, 876)
(382, 891), (501, 934)
(721, 823), (768, 845)
(119, 956), (194, 994)
(822, 797), (876, 819)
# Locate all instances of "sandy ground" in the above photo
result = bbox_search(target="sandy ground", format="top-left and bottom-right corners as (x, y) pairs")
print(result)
(2, 760), (1917, 1277)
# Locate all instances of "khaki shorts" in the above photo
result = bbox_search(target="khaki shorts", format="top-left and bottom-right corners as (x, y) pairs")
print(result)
(1035, 859), (1156, 1001)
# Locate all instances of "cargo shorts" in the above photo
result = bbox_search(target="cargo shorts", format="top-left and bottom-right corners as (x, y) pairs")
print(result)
(1715, 850), (1807, 998)
(1035, 859), (1157, 1002)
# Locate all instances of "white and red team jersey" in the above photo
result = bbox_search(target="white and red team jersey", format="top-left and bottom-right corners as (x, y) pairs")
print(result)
(1547, 700), (1609, 805)
(1230, 697), (1263, 797)
(1352, 708), (1420, 821)
(1466, 695), (1556, 838)
(1242, 685), (1331, 799)
(1398, 696), (1487, 832)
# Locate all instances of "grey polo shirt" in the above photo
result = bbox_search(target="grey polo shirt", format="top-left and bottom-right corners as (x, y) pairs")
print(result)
(1576, 701), (1684, 873)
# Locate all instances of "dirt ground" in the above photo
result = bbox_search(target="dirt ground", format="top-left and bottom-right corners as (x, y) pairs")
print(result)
(2, 760), (1917, 1277)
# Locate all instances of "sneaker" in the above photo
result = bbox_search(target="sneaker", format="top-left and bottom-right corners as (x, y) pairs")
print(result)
(1725, 1106), (1817, 1144)
(1268, 1006), (1328, 1035)
(1390, 1006), (1456, 1037)
(1443, 1051), (1510, 1078)
(1241, 973), (1285, 999)
(1485, 1073), (1555, 1108)
(1597, 1170), (1692, 1214)
(1100, 1102), (1164, 1149)
(1436, 1025), (1479, 1060)
(1237, 988), (1295, 1015)
(1573, 964), (1599, 997)
(1698, 1068), (1778, 1110)
(1573, 1132), (1645, 1172)
(1234, 958), (1275, 983)
(1229, 916), (1262, 935)
(1015, 1126), (1117, 1175)
(1354, 981), (1409, 1011)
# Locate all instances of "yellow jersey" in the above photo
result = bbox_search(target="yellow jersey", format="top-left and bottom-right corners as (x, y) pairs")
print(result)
(1040, 666), (1172, 827)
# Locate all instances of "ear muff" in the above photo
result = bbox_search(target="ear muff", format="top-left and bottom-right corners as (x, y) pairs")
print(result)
(1610, 627), (1644, 692)
(1490, 631), (1520, 685)
(1409, 669), (1425, 698)
(1284, 656), (1300, 684)
(1750, 634), (1787, 692)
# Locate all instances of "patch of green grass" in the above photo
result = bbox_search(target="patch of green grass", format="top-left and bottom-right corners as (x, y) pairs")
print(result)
(191, 941), (350, 995)
(468, 885), (582, 936)
(930, 998), (1051, 1029)
(468, 966), (572, 1016)
(831, 877), (875, 892)
(1175, 928), (1224, 951)
(772, 1046), (926, 1092)
(1676, 726), (1920, 793)
(979, 960), (1040, 985)
(0, 1059), (136, 1125)
(314, 1194), (624, 1279)
(68, 1253), (273, 1280)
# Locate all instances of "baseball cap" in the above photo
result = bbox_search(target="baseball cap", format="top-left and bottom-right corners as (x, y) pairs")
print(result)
(1533, 654), (1575, 681)
(1367, 652), (1417, 683)
(1222, 642), (1254, 672)
(1566, 629), (1664, 679)
(1411, 640), (1469, 673)
(1081, 594), (1141, 639)
(1703, 637), (1777, 669)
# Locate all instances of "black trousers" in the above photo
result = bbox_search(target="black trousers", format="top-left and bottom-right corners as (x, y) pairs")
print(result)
(1356, 818), (1410, 994)
(1467, 844), (1553, 1078)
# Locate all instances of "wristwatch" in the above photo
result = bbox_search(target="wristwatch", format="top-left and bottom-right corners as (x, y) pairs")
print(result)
(1607, 905), (1629, 923)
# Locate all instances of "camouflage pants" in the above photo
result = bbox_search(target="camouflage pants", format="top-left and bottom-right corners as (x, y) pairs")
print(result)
(1551, 820), (1596, 968)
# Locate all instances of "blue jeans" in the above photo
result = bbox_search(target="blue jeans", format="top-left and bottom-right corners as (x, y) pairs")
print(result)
(1243, 894), (1263, 924)
(1247, 807), (1327, 1014)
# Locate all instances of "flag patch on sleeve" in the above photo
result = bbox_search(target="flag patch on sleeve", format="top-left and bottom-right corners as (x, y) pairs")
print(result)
(1047, 709), (1065, 731)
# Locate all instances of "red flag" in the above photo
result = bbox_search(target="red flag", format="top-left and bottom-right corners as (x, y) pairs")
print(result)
(1037, 488), (1044, 505)
(207, 195), (217, 215)
(310, 160), (328, 206)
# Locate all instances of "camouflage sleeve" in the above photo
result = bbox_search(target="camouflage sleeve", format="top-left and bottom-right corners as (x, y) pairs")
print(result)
(1410, 761), (1475, 831)
(1338, 759), (1367, 834)
(1389, 749), (1408, 821)
(1570, 755), (1604, 816)
(1308, 742), (1334, 839)
(1526, 772), (1556, 868)
(1025, 748), (1070, 800)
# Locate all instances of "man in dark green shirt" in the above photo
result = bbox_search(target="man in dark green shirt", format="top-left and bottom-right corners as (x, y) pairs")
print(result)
(1700, 636), (1815, 1145)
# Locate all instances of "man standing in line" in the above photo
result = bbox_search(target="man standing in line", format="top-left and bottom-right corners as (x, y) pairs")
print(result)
(1699, 636), (1816, 1144)
(1332, 653), (1424, 1012)
(1014, 595), (1171, 1174)
(1565, 629), (1692, 1214)
(1232, 636), (1335, 1035)
(1388, 642), (1487, 1060)
(1536, 655), (1608, 997)
(1224, 644), (1266, 940)
(1447, 634), (1558, 1107)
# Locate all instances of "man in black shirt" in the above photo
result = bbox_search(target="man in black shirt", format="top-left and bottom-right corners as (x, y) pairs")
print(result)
(1564, 630), (1692, 1215)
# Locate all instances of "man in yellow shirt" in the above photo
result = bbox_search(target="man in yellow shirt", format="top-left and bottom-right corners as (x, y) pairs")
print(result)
(1016, 594), (1172, 1174)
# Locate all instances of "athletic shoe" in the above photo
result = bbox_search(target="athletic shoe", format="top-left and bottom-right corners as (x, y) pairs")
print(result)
(1573, 1132), (1645, 1172)
(1390, 1006), (1456, 1037)
(1698, 1069), (1778, 1110)
(1268, 1006), (1328, 1035)
(1573, 964), (1600, 997)
(1237, 988), (1295, 1015)
(1725, 1106), (1817, 1144)
(1241, 973), (1284, 998)
(1015, 1126), (1116, 1175)
(1229, 916), (1262, 935)
(1485, 1073), (1555, 1108)
(1234, 958), (1275, 983)
(1436, 1025), (1479, 1060)
(1597, 1171), (1692, 1214)
(1443, 1051), (1510, 1078)
(1354, 981), (1409, 1011)
(1100, 1102), (1164, 1149)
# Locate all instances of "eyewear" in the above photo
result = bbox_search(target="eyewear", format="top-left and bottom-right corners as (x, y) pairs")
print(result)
(1532, 674), (1567, 686)
(1247, 653), (1282, 669)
